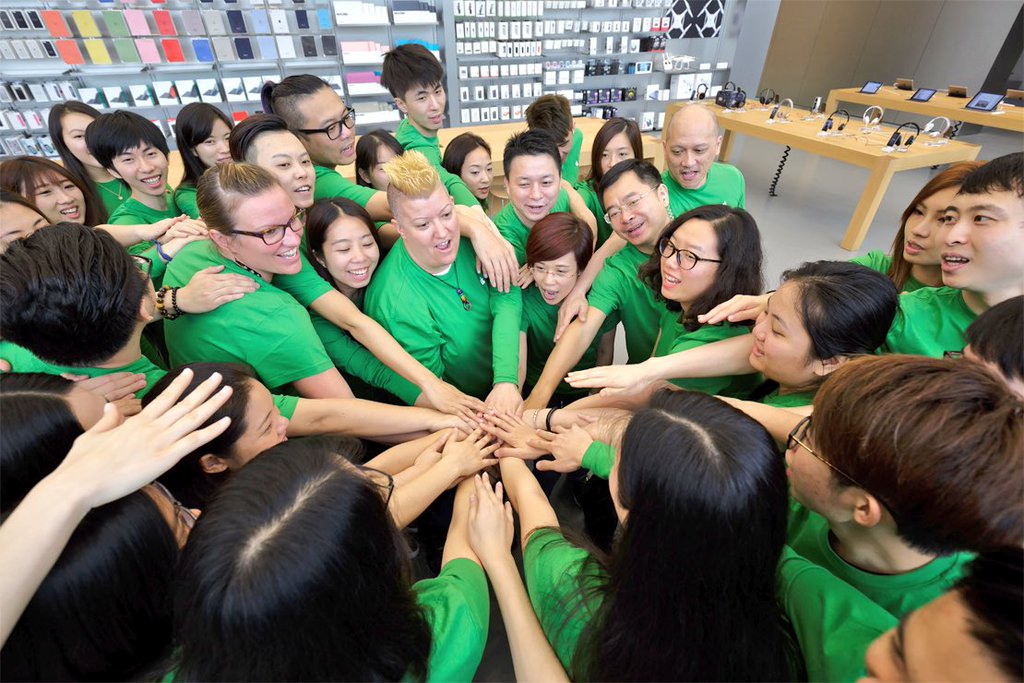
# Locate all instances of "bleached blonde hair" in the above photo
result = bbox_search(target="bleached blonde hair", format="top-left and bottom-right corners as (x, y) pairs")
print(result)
(383, 150), (442, 211)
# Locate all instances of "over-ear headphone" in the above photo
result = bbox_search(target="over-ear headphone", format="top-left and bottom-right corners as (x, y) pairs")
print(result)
(885, 122), (921, 149)
(691, 83), (709, 101)
(714, 81), (747, 109)
(821, 109), (851, 132)
(723, 80), (738, 91)
(923, 115), (952, 138)
(863, 105), (884, 126)
(769, 97), (793, 121)
(757, 87), (778, 105)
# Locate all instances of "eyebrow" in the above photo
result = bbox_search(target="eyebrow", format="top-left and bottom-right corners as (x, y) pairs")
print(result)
(259, 409), (273, 435)
(965, 203), (1009, 216)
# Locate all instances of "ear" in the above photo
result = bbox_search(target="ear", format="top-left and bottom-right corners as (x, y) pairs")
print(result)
(713, 134), (723, 156)
(312, 249), (327, 268)
(850, 491), (885, 529)
(503, 176), (511, 195)
(199, 454), (230, 474)
(392, 218), (404, 239)
(138, 286), (155, 323)
(656, 182), (670, 208)
(814, 355), (845, 377)
(394, 97), (409, 115)
(357, 167), (372, 185)
(207, 228), (232, 251)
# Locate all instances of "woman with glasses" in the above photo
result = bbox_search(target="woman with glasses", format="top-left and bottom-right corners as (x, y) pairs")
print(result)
(783, 354), (1022, 619)
(173, 438), (493, 681)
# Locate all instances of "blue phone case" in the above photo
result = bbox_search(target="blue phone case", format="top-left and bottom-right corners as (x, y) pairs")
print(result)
(317, 8), (331, 30)
(256, 35), (277, 59)
(251, 10), (270, 33)
(192, 38), (214, 62)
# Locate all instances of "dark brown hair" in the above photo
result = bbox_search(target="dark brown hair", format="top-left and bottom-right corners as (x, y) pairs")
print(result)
(0, 156), (101, 226)
(814, 355), (1024, 553)
(525, 211), (593, 271)
(526, 94), (573, 143)
(587, 117), (643, 186)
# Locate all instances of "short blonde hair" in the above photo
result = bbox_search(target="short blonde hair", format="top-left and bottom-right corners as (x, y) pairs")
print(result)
(383, 150), (441, 210)
(196, 162), (280, 234)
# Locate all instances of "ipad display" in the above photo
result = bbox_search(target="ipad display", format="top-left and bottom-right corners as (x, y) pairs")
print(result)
(965, 92), (1004, 112)
(859, 80), (882, 94)
(910, 88), (935, 102)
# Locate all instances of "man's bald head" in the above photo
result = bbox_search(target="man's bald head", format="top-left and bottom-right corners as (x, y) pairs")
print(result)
(662, 104), (723, 189)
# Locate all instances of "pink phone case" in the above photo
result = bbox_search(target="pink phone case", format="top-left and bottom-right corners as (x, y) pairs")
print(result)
(134, 38), (161, 63)
(124, 9), (151, 36)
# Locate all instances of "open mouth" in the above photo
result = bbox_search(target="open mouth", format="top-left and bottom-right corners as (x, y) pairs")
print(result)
(904, 240), (926, 256)
(59, 205), (81, 219)
(679, 168), (700, 184)
(941, 253), (970, 273)
(541, 287), (560, 302)
(293, 184), (312, 195)
(429, 114), (443, 125)
(140, 174), (163, 189)
(662, 273), (680, 287)
(435, 239), (452, 252)
(347, 266), (371, 282)
(278, 247), (298, 260)
(622, 220), (646, 242)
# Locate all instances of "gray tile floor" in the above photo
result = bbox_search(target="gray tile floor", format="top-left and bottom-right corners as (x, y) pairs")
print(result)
(471, 123), (1021, 681)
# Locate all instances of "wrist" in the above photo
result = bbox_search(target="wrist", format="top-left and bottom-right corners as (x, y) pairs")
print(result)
(155, 241), (173, 263)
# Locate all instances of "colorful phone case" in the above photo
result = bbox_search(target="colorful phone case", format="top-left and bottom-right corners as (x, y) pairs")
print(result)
(102, 11), (130, 38)
(226, 10), (246, 33)
(251, 9), (270, 33)
(153, 10), (175, 36)
(256, 35), (277, 59)
(317, 8), (332, 30)
(233, 36), (253, 59)
(124, 9), (150, 35)
(161, 38), (184, 62)
(181, 10), (204, 34)
(83, 38), (112, 64)
(55, 39), (85, 65)
(201, 11), (226, 35)
(294, 10), (309, 29)
(134, 37), (161, 63)
(112, 37), (140, 63)
(192, 37), (214, 62)
(211, 36), (234, 60)
(71, 11), (101, 37)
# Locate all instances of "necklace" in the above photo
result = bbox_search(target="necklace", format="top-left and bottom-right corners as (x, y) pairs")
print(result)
(434, 267), (471, 311)
(98, 179), (126, 202)
(234, 259), (266, 281)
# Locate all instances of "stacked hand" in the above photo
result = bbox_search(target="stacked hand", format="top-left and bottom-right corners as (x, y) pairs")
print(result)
(421, 379), (486, 425)
(441, 428), (500, 482)
(467, 473), (514, 565)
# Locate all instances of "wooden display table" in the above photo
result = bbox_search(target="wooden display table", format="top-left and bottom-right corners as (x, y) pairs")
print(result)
(664, 100), (981, 251)
(825, 86), (1024, 134)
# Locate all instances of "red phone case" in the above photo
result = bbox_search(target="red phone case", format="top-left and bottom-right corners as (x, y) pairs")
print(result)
(41, 10), (71, 37)
(153, 10), (176, 35)
(56, 39), (85, 65)
(161, 38), (185, 62)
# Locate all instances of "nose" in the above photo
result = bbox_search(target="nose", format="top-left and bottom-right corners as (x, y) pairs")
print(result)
(942, 215), (967, 245)
(282, 225), (302, 248)
(682, 151), (697, 167)
(428, 94), (442, 112)
(752, 312), (768, 340)
(528, 182), (544, 200)
(540, 270), (558, 286)
(54, 187), (74, 204)
(138, 156), (156, 174)
(215, 139), (229, 156)
(277, 416), (290, 437)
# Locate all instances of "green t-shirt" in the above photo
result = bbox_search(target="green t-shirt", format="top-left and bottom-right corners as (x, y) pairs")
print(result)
(761, 387), (816, 408)
(106, 190), (178, 225)
(787, 500), (973, 618)
(586, 244), (660, 364)
(661, 163), (745, 217)
(850, 250), (927, 293)
(883, 286), (977, 358)
(561, 126), (585, 185)
(0, 341), (166, 398)
(172, 184), (200, 219)
(493, 191), (571, 265)
(523, 528), (605, 675)
(411, 558), (490, 682)
(96, 178), (130, 217)
(777, 545), (897, 683)
(273, 249), (335, 308)
(313, 164), (380, 207)
(364, 237), (522, 399)
(521, 285), (615, 397)
(654, 309), (760, 397)
(574, 178), (613, 248)
(394, 119), (481, 208)
(162, 241), (335, 391)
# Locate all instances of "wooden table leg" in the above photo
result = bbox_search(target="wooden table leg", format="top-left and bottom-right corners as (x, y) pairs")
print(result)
(840, 158), (897, 251)
(825, 91), (839, 114)
(718, 129), (735, 164)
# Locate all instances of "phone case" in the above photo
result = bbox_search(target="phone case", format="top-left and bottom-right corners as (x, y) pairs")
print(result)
(106, 11), (133, 37)
(134, 38), (161, 63)
(112, 37), (140, 63)
(201, 11), (226, 35)
(153, 10), (175, 35)
(124, 10), (150, 35)
(233, 37), (253, 59)
(226, 10), (246, 33)
(27, 11), (43, 29)
(300, 35), (317, 57)
(0, 12), (15, 31)
(317, 8), (331, 29)
(161, 38), (184, 62)
(71, 11), (101, 37)
(251, 9), (270, 33)
(294, 10), (309, 29)
(256, 35), (277, 59)
(192, 37), (214, 62)
(84, 38), (112, 64)
(0, 42), (15, 60)
(275, 35), (296, 58)
(320, 35), (337, 56)
(269, 10), (288, 32)
(41, 39), (58, 58)
(56, 39), (85, 65)
(12, 11), (28, 29)
(212, 36), (234, 60)
(181, 10), (204, 34)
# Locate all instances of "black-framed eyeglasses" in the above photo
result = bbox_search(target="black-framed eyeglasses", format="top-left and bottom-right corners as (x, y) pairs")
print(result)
(231, 213), (302, 245)
(603, 189), (651, 223)
(148, 481), (198, 532)
(943, 350), (964, 360)
(657, 238), (722, 270)
(295, 110), (357, 140)
(360, 465), (395, 505)
(132, 254), (153, 278)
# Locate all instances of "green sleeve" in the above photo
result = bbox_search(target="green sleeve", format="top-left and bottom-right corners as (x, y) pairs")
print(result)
(561, 127), (584, 184)
(273, 252), (334, 308)
(575, 179), (612, 247)
(316, 169), (380, 207)
(850, 250), (892, 275)
(271, 393), (299, 420)
(413, 558), (490, 683)
(581, 440), (615, 479)
(311, 314), (422, 405)
(107, 210), (143, 225)
(173, 185), (200, 219)
(488, 285), (523, 386)
(777, 545), (897, 682)
(441, 166), (481, 207)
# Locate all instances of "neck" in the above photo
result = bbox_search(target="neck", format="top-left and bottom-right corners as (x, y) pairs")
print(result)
(409, 118), (437, 139)
(214, 243), (273, 282)
(133, 188), (167, 212)
(829, 520), (938, 575)
(333, 279), (359, 300)
(909, 263), (943, 288)
(962, 284), (1021, 315)
(409, 251), (450, 276)
(87, 165), (115, 183)
(94, 326), (145, 369)
(512, 205), (537, 229)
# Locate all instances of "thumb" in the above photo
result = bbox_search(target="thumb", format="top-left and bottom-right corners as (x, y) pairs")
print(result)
(92, 402), (124, 433)
(535, 459), (557, 472)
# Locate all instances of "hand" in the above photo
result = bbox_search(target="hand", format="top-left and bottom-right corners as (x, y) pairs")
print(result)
(420, 379), (486, 425)
(480, 411), (546, 460)
(110, 396), (142, 416)
(46, 367), (233, 511)
(134, 215), (187, 243)
(565, 360), (655, 393)
(414, 430), (451, 469)
(697, 293), (770, 325)
(516, 263), (534, 289)
(485, 382), (523, 416)
(457, 207), (517, 293)
(0, 359), (10, 372)
(468, 472), (515, 566)
(60, 371), (147, 402)
(440, 428), (500, 480)
(176, 265), (260, 314)
(158, 217), (208, 243)
(159, 233), (207, 259)
(554, 286), (589, 342)
(529, 424), (593, 473)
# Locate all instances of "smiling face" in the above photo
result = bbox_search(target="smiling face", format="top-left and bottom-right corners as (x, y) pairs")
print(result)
(295, 87), (356, 167)
(396, 81), (447, 136)
(109, 143), (169, 201)
(394, 183), (459, 274)
(663, 107), (722, 190)
(250, 130), (315, 209)
(602, 170), (671, 253)
(460, 146), (493, 201)
(318, 213), (380, 294)
(600, 131), (636, 176)
(749, 282), (823, 390)
(27, 173), (86, 224)
(659, 218), (720, 311)
(505, 153), (561, 227)
(60, 111), (103, 171)
(939, 189), (1024, 304)
(361, 144), (399, 192)
(531, 252), (579, 305)
(192, 117), (233, 169)
(902, 185), (960, 266)
(0, 202), (48, 253)
(211, 185), (303, 279)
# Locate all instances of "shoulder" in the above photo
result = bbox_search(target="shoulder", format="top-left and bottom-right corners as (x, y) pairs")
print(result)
(414, 558), (489, 682)
(850, 250), (892, 274)
(711, 161), (744, 182)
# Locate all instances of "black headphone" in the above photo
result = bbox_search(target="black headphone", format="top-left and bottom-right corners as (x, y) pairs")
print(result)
(885, 122), (921, 148)
(821, 109), (850, 132)
(723, 80), (738, 91)
(757, 87), (778, 105)
(691, 83), (709, 101)
(714, 81), (747, 108)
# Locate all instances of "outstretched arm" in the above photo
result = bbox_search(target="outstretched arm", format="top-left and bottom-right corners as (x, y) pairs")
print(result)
(498, 457), (559, 551)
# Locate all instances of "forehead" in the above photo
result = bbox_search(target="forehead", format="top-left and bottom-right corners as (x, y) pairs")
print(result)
(510, 152), (559, 176)
(671, 218), (717, 247)
(464, 146), (491, 164)
(118, 143), (158, 156)
(408, 80), (442, 95)
(232, 186), (294, 226)
(326, 214), (373, 240)
(535, 252), (577, 268)
(603, 170), (653, 200)
(666, 114), (718, 147)
(302, 88), (346, 123)
(254, 130), (306, 158)
(770, 281), (802, 319)
(396, 184), (450, 220)
(948, 189), (1024, 215)
(62, 111), (95, 131)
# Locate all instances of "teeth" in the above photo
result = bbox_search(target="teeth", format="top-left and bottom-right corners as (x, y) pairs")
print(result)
(279, 248), (297, 258)
(944, 256), (968, 263)
(142, 176), (161, 185)
(437, 240), (450, 249)
(349, 268), (369, 277)
(665, 275), (680, 284)
(295, 185), (311, 192)
(60, 207), (78, 215)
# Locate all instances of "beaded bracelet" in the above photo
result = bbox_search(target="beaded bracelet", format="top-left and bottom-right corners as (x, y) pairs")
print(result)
(155, 286), (182, 320)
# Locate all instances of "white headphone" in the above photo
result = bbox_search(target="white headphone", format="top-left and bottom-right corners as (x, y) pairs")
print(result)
(769, 97), (794, 121)
(863, 105), (884, 126)
(923, 115), (952, 138)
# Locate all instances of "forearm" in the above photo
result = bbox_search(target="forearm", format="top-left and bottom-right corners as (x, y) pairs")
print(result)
(644, 333), (756, 380)
(366, 429), (453, 474)
(524, 322), (593, 409)
(490, 290), (523, 385)
(565, 184), (598, 238)
(718, 397), (810, 447)
(346, 314), (442, 392)
(364, 191), (393, 221)
(389, 458), (462, 529)
(441, 477), (481, 566)
(499, 458), (559, 549)
(289, 398), (447, 438)
(577, 234), (625, 291)
(96, 223), (149, 247)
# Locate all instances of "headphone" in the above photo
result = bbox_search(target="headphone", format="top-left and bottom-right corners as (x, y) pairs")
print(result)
(863, 105), (885, 126)
(923, 115), (952, 138)
(714, 81), (747, 109)
(691, 83), (709, 101)
(768, 97), (793, 121)
(821, 109), (851, 132)
(884, 122), (921, 149)
(757, 87), (778, 105)
(723, 80), (738, 91)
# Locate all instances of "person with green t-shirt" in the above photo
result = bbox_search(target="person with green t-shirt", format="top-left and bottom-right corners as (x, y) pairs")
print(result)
(661, 103), (745, 216)
(364, 150), (524, 413)
(441, 132), (494, 211)
(526, 93), (586, 184)
(495, 130), (597, 265)
(172, 103), (233, 220)
(784, 355), (1023, 618)
(524, 159), (672, 410)
(574, 117), (644, 248)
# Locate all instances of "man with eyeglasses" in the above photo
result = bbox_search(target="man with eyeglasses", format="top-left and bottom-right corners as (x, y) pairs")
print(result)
(524, 159), (671, 409)
(661, 104), (745, 216)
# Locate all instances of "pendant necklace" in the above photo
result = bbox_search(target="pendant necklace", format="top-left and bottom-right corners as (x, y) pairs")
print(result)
(435, 268), (471, 311)
(99, 179), (126, 202)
